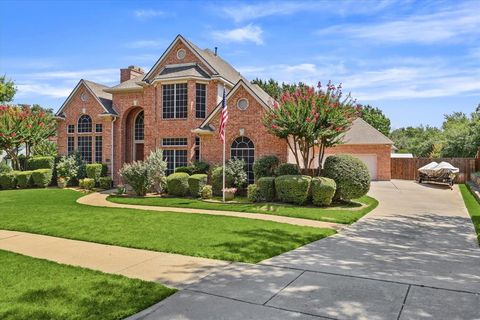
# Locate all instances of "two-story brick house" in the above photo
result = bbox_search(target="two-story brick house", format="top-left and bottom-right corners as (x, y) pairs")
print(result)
(55, 35), (393, 183)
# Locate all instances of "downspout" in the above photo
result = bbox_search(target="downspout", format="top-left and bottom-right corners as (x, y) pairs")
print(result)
(111, 116), (117, 182)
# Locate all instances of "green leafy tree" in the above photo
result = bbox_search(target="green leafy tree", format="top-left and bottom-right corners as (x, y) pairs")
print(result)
(252, 78), (309, 100)
(0, 76), (16, 103)
(359, 105), (391, 136)
(440, 111), (480, 157)
(390, 126), (442, 157)
(263, 81), (359, 172)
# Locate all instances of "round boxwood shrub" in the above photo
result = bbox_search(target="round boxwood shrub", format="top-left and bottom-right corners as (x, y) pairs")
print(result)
(200, 185), (213, 199)
(311, 177), (336, 206)
(276, 163), (300, 176)
(322, 154), (371, 201)
(0, 172), (16, 189)
(79, 178), (95, 190)
(27, 156), (55, 170)
(31, 169), (53, 188)
(166, 172), (190, 196)
(275, 175), (312, 205)
(99, 176), (113, 189)
(16, 171), (33, 188)
(188, 174), (208, 197)
(253, 155), (279, 180)
(211, 166), (234, 196)
(86, 163), (103, 182)
(257, 177), (275, 202)
(247, 184), (262, 202)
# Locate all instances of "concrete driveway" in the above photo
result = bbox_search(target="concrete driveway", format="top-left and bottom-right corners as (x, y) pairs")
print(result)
(128, 180), (480, 320)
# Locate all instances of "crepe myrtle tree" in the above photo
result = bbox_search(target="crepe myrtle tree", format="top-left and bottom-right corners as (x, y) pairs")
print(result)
(0, 105), (56, 169)
(263, 81), (359, 173)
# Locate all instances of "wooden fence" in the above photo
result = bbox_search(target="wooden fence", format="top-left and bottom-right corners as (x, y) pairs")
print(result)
(391, 158), (478, 183)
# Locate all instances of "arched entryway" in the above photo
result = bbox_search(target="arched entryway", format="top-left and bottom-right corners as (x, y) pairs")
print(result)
(231, 136), (255, 184)
(124, 108), (144, 163)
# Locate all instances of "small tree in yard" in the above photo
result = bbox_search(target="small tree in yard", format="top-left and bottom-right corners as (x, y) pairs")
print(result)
(263, 81), (359, 173)
(145, 149), (168, 194)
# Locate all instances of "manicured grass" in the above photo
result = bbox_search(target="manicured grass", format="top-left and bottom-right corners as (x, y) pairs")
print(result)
(107, 195), (379, 224)
(0, 189), (334, 263)
(0, 250), (175, 320)
(459, 184), (480, 244)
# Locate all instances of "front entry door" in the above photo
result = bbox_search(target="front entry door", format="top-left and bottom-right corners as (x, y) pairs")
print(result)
(135, 143), (144, 161)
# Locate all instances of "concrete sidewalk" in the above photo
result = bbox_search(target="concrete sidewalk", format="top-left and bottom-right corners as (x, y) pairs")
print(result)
(0, 230), (229, 288)
(77, 191), (344, 230)
(130, 181), (480, 320)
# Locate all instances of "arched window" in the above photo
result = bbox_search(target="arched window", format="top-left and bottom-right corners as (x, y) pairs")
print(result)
(231, 136), (255, 183)
(134, 111), (144, 141)
(77, 115), (92, 133)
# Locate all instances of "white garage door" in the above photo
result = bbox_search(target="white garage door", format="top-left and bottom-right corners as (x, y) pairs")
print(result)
(351, 154), (377, 180)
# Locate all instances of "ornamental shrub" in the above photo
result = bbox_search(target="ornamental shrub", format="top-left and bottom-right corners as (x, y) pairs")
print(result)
(166, 172), (190, 196)
(16, 171), (33, 188)
(276, 163), (300, 176)
(56, 155), (79, 181)
(275, 175), (312, 205)
(31, 169), (52, 187)
(253, 155), (279, 180)
(311, 177), (336, 206)
(145, 149), (168, 194)
(193, 161), (210, 174)
(86, 163), (103, 182)
(27, 156), (54, 170)
(79, 178), (95, 190)
(119, 161), (152, 196)
(0, 163), (12, 174)
(99, 176), (113, 189)
(247, 184), (262, 202)
(0, 172), (16, 189)
(226, 158), (247, 188)
(211, 166), (234, 196)
(201, 185), (213, 199)
(188, 174), (208, 197)
(257, 177), (276, 201)
(322, 154), (370, 201)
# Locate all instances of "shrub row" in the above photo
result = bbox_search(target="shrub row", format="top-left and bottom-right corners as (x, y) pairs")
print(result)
(0, 169), (52, 189)
(174, 161), (210, 175)
(252, 155), (301, 180)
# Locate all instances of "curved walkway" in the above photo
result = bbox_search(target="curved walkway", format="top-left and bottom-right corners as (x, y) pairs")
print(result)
(77, 192), (344, 230)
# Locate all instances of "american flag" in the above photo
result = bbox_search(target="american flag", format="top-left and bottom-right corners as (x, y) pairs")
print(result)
(219, 88), (228, 142)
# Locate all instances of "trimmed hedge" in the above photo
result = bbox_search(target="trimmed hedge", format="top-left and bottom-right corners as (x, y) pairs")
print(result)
(276, 163), (300, 176)
(99, 176), (113, 189)
(211, 166), (234, 196)
(200, 185), (213, 199)
(175, 162), (210, 175)
(257, 177), (275, 202)
(86, 163), (103, 182)
(166, 172), (190, 196)
(27, 156), (55, 170)
(253, 155), (279, 180)
(188, 174), (208, 197)
(311, 177), (336, 206)
(79, 178), (95, 190)
(0, 172), (16, 189)
(247, 184), (262, 202)
(322, 154), (371, 201)
(31, 169), (52, 188)
(275, 175), (312, 205)
(16, 171), (33, 188)
(175, 166), (195, 175)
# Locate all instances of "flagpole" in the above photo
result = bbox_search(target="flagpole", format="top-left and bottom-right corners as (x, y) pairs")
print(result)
(222, 84), (226, 203)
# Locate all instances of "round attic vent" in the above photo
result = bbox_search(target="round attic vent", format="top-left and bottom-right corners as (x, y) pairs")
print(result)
(177, 49), (186, 60)
(237, 98), (249, 110)
(80, 92), (88, 102)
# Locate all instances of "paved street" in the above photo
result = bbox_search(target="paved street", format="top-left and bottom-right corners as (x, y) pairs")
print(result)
(129, 180), (480, 320)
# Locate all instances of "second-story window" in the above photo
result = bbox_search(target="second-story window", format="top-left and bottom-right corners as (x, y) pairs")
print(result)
(77, 115), (92, 133)
(163, 83), (188, 119)
(196, 83), (206, 118)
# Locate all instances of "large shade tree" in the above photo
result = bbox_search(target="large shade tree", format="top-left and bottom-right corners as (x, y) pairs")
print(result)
(359, 105), (391, 136)
(263, 81), (359, 173)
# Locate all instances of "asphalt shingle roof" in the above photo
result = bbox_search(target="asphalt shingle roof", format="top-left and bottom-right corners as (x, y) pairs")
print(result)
(83, 80), (117, 115)
(155, 64), (210, 80)
(342, 118), (394, 145)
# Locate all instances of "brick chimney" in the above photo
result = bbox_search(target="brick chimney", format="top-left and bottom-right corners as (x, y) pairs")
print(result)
(120, 65), (144, 83)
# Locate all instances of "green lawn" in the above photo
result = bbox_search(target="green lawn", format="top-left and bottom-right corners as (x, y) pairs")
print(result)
(107, 195), (378, 224)
(459, 184), (480, 244)
(0, 250), (175, 320)
(0, 189), (334, 263)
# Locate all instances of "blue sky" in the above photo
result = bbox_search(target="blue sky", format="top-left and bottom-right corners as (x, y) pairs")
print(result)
(1, 0), (479, 129)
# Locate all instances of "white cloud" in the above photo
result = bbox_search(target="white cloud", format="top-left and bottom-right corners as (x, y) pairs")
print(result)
(133, 9), (164, 19)
(25, 68), (118, 84)
(16, 83), (73, 98)
(125, 39), (166, 49)
(317, 3), (480, 44)
(212, 24), (263, 45)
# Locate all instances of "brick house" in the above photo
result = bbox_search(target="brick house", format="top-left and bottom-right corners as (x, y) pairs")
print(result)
(55, 35), (393, 183)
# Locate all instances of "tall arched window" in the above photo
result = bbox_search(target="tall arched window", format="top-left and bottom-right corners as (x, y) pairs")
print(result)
(77, 115), (92, 133)
(231, 136), (255, 183)
(134, 111), (144, 141)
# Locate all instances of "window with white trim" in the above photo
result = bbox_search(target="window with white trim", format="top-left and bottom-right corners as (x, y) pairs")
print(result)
(95, 124), (103, 133)
(163, 149), (187, 175)
(77, 136), (92, 163)
(67, 136), (75, 155)
(134, 111), (144, 141)
(95, 136), (102, 163)
(194, 136), (200, 161)
(161, 138), (187, 146)
(162, 83), (187, 119)
(196, 83), (206, 118)
(77, 115), (92, 133)
(67, 124), (75, 134)
(231, 136), (255, 184)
